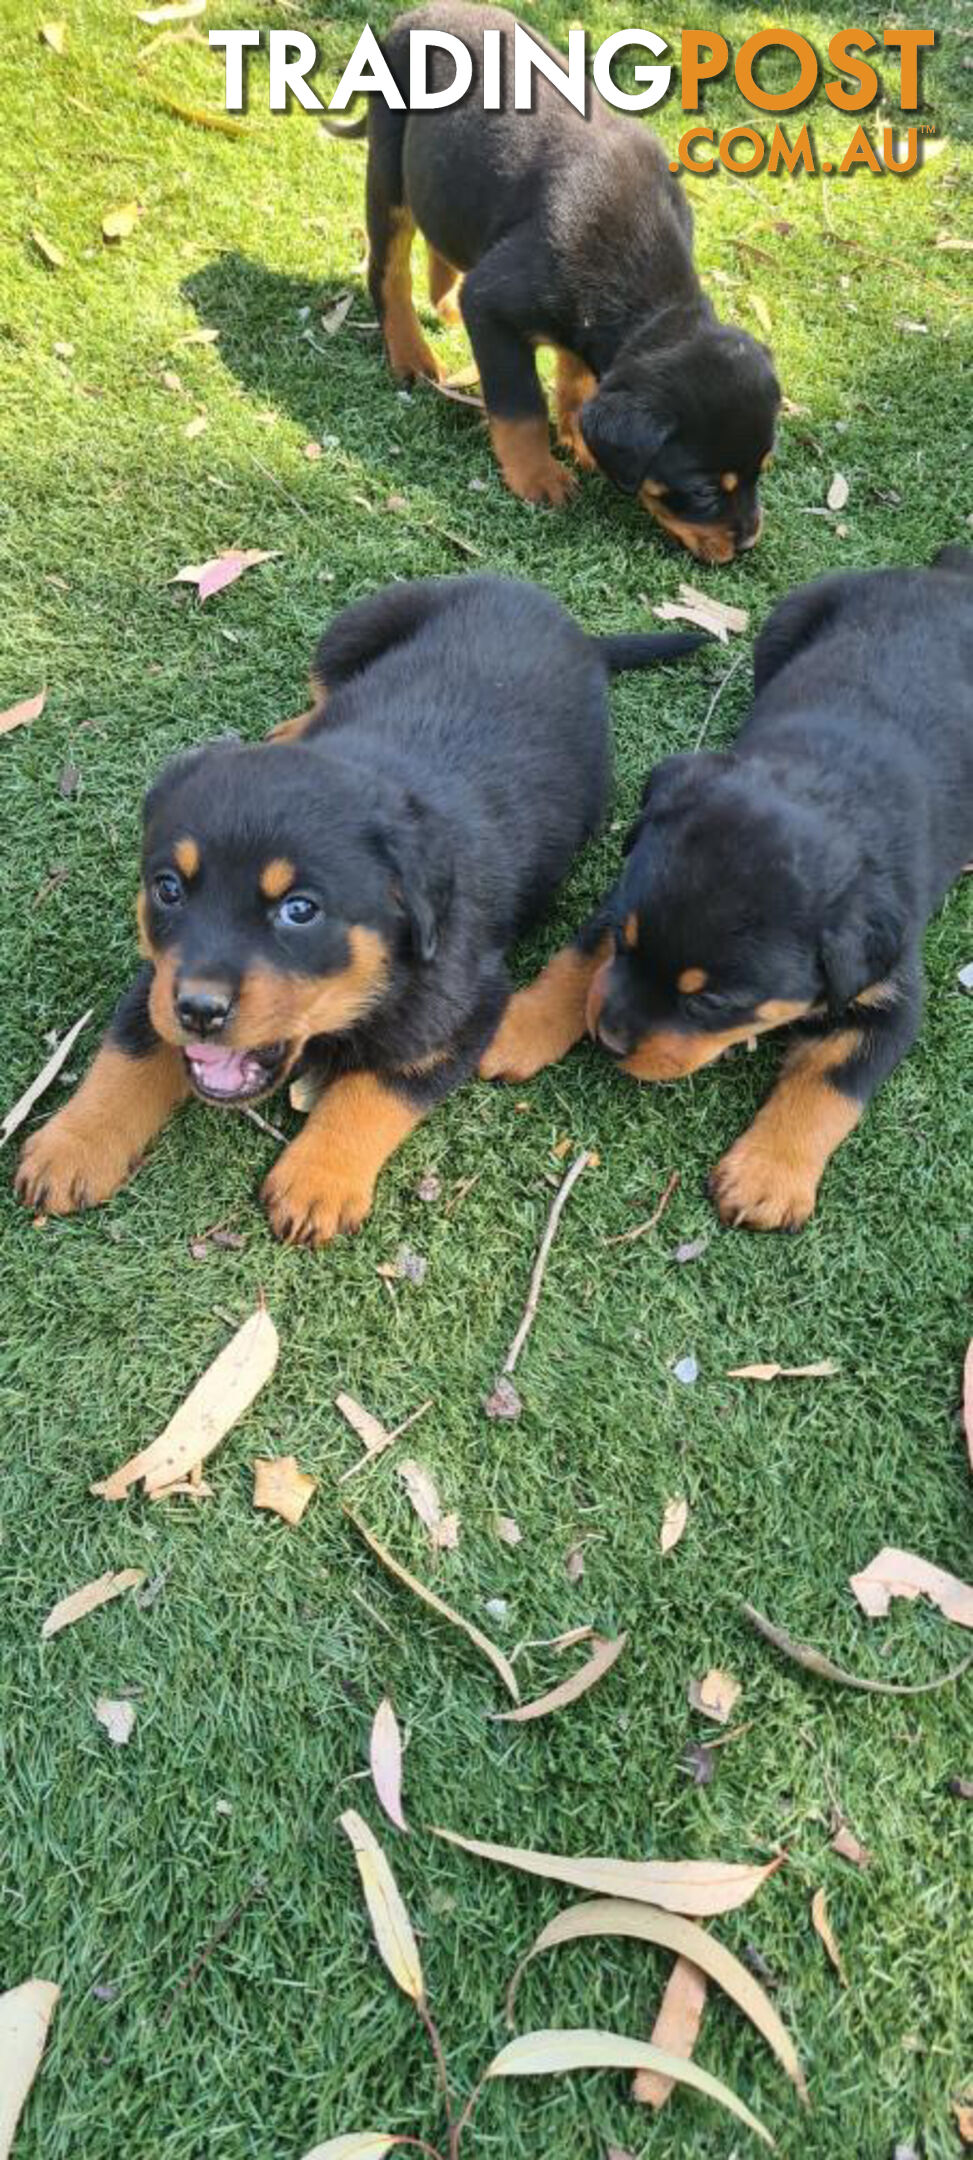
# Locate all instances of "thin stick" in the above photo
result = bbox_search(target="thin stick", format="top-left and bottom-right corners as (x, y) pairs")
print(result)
(159, 1878), (265, 2023)
(242, 1103), (287, 1144)
(241, 446), (315, 523)
(604, 1169), (680, 1248)
(339, 1397), (435, 1484)
(693, 652), (745, 751)
(419, 2000), (455, 2137)
(743, 1601), (973, 1697)
(501, 1151), (593, 1376)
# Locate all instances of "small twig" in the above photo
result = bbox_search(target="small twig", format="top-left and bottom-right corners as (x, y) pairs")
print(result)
(450, 2072), (488, 2158)
(444, 1171), (482, 1216)
(347, 1585), (398, 1641)
(501, 1151), (593, 1376)
(241, 445), (315, 523)
(693, 652), (745, 751)
(160, 1878), (265, 2023)
(705, 1718), (756, 1751)
(419, 2000), (455, 2137)
(339, 1397), (435, 1484)
(604, 1169), (680, 1248)
(242, 1103), (287, 1144)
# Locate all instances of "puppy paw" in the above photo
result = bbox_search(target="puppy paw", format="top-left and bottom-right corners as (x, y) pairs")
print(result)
(709, 1132), (818, 1233)
(479, 991), (554, 1083)
(556, 420), (598, 474)
(515, 459), (578, 509)
(261, 1141), (374, 1247)
(385, 330), (444, 385)
(15, 1112), (139, 1215)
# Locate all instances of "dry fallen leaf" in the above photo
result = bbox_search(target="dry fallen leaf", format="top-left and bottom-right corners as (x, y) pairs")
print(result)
(253, 1455), (317, 1525)
(30, 229), (65, 270)
(0, 687), (47, 738)
(335, 1391), (390, 1461)
(41, 1568), (144, 1640)
(484, 2030), (772, 2147)
(435, 1828), (782, 1917)
(953, 2098), (973, 2144)
(1, 1008), (92, 1150)
(633, 1955), (708, 2108)
(171, 548), (280, 603)
(346, 1510), (519, 1700)
(748, 290), (772, 336)
(102, 202), (140, 243)
(299, 2139), (400, 2160)
(321, 293), (354, 335)
(849, 1547), (973, 1630)
(660, 1497), (688, 1554)
(652, 583), (748, 644)
(810, 1887), (847, 1984)
(744, 1600), (973, 1696)
(91, 1305), (279, 1499)
(40, 19), (67, 49)
(94, 1697), (136, 1746)
(935, 235), (973, 251)
(184, 413), (207, 440)
(727, 1360), (839, 1381)
(495, 1514), (522, 1546)
(948, 1777), (973, 1801)
(484, 1375), (522, 1421)
(397, 1458), (450, 1542)
(152, 93), (247, 136)
(339, 1809), (424, 2003)
(826, 473), (849, 511)
(493, 1633), (628, 1725)
(0, 1979), (60, 2160)
(688, 1668), (741, 1724)
(830, 1816), (872, 1870)
(370, 1697), (407, 1833)
(565, 1542), (585, 1583)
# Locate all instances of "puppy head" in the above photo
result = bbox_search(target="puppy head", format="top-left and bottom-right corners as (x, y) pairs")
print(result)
(588, 752), (902, 1081)
(579, 325), (780, 563)
(138, 739), (452, 1104)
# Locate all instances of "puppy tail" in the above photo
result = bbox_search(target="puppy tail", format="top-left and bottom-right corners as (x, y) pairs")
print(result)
(319, 103), (368, 139)
(596, 630), (709, 675)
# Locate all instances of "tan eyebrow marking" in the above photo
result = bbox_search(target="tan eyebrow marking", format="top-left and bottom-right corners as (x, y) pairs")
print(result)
(721, 471), (739, 493)
(173, 837), (199, 879)
(760, 450), (774, 472)
(640, 477), (667, 498)
(260, 857), (296, 901)
(623, 912), (639, 949)
(678, 965), (708, 994)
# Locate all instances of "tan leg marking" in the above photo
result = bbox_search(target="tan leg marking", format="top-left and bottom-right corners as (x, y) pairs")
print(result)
(554, 350), (599, 471)
(709, 1030), (863, 1233)
(488, 416), (578, 508)
(427, 245), (463, 325)
(15, 1041), (189, 1215)
(479, 941), (610, 1083)
(379, 209), (443, 382)
(261, 1072), (421, 1247)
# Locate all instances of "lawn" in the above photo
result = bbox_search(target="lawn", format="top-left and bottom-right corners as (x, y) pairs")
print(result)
(1, 0), (971, 2154)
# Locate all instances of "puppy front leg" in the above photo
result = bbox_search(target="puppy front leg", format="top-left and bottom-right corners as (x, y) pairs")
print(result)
(710, 971), (922, 1232)
(262, 1072), (422, 1247)
(461, 252), (576, 508)
(480, 929), (612, 1083)
(15, 969), (190, 1215)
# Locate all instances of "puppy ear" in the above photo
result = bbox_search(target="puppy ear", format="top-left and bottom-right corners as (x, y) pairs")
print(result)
(375, 797), (453, 964)
(579, 388), (672, 496)
(819, 888), (904, 1012)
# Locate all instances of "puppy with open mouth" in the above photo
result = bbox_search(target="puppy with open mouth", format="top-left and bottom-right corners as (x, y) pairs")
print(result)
(15, 574), (701, 1246)
(481, 548), (973, 1231)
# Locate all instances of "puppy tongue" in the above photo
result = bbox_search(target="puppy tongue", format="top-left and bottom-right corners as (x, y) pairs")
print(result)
(185, 1045), (253, 1095)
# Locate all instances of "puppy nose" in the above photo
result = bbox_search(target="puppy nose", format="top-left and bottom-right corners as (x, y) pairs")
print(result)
(176, 987), (230, 1037)
(596, 1013), (634, 1059)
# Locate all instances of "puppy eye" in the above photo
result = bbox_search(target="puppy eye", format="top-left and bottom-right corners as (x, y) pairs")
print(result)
(276, 893), (320, 928)
(152, 871), (183, 907)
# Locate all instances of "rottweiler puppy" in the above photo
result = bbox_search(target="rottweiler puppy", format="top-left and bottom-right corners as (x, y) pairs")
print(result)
(324, 1), (780, 557)
(16, 576), (701, 1246)
(481, 549), (973, 1231)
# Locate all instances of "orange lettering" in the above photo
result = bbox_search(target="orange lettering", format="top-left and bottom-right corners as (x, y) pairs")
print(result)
(826, 28), (879, 111)
(719, 125), (766, 173)
(840, 123), (882, 174)
(736, 28), (817, 112)
(677, 124), (715, 172)
(679, 31), (728, 110)
(883, 27), (934, 110)
(767, 122), (815, 173)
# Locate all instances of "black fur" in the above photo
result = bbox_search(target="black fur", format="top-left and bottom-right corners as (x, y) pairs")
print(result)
(339, 1), (780, 550)
(120, 575), (702, 1114)
(579, 547), (973, 1121)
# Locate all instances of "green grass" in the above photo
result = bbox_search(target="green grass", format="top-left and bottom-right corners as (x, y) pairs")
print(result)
(1, 1), (972, 2155)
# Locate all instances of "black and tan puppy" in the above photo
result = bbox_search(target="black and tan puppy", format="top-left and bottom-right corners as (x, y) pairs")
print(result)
(326, 2), (780, 557)
(16, 576), (701, 1246)
(481, 549), (973, 1230)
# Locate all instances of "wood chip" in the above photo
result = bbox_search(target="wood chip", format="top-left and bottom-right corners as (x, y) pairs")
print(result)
(41, 1569), (144, 1639)
(688, 1668), (741, 1724)
(252, 1455), (317, 1525)
(652, 583), (748, 644)
(30, 230), (64, 270)
(94, 1698), (136, 1746)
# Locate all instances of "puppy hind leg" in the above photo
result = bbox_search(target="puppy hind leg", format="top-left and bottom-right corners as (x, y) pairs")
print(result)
(555, 350), (599, 472)
(367, 152), (442, 385)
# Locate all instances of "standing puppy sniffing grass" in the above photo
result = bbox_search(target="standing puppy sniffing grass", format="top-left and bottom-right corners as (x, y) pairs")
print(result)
(16, 576), (702, 1246)
(323, 2), (780, 556)
(482, 550), (973, 1230)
